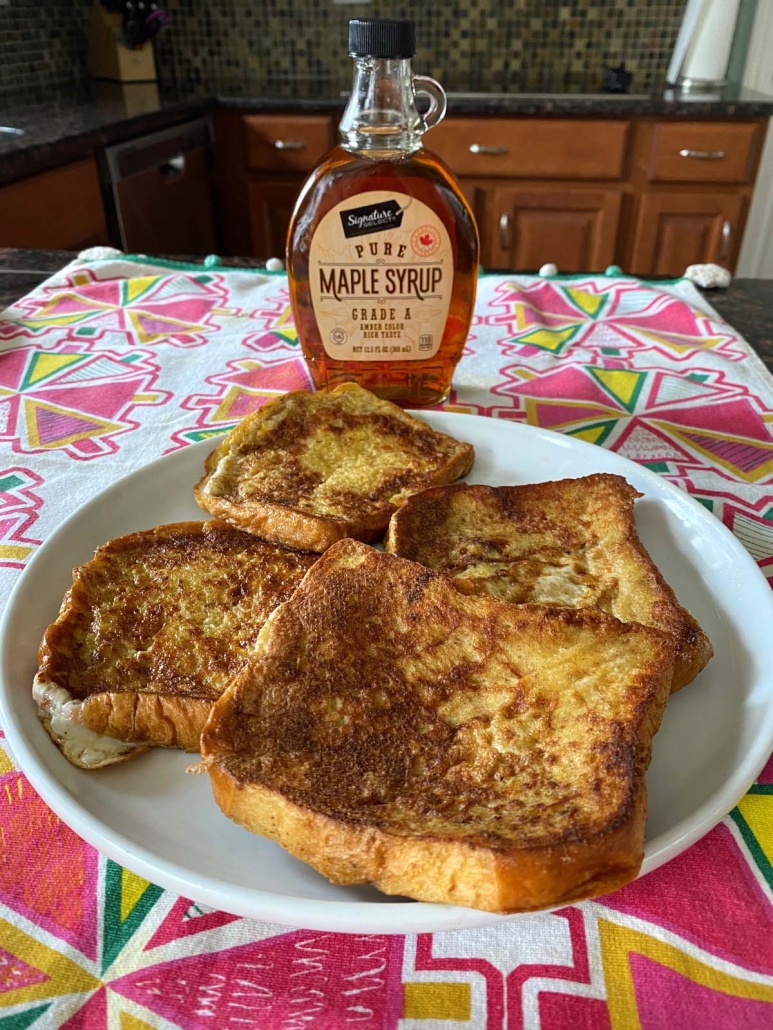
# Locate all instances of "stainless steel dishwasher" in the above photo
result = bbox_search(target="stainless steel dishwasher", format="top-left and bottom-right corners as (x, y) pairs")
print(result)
(103, 117), (218, 255)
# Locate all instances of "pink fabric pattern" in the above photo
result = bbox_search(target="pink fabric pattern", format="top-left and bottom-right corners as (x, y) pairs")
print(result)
(0, 256), (772, 1028)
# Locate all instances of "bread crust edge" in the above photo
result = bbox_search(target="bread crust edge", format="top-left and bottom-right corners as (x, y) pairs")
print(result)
(206, 761), (646, 913)
(35, 519), (280, 758)
(194, 436), (474, 553)
(80, 692), (210, 753)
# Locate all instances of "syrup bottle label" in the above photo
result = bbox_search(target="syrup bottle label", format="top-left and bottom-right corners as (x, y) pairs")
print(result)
(309, 190), (453, 362)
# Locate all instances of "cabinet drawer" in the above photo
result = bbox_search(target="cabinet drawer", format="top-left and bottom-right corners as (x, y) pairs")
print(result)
(244, 115), (334, 172)
(648, 122), (761, 184)
(426, 118), (630, 179)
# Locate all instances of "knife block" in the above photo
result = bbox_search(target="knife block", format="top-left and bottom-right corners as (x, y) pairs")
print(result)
(87, 0), (157, 83)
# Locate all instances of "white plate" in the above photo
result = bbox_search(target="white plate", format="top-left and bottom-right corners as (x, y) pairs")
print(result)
(2, 413), (773, 934)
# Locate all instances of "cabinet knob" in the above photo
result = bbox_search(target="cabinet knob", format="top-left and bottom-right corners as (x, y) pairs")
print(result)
(470, 143), (510, 156)
(679, 148), (726, 160)
(720, 219), (732, 260)
(499, 212), (510, 251)
(273, 139), (307, 151)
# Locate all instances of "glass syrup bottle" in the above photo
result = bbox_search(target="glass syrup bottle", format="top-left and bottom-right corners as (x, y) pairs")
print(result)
(286, 18), (479, 407)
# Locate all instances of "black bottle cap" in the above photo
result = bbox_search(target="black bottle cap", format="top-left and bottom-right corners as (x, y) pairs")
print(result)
(348, 19), (416, 59)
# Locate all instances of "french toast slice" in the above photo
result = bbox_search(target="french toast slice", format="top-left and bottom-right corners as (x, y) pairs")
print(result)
(385, 475), (712, 692)
(201, 539), (675, 913)
(34, 520), (317, 769)
(194, 384), (474, 552)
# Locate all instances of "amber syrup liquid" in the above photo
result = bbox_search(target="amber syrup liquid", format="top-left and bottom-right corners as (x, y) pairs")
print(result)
(287, 145), (479, 407)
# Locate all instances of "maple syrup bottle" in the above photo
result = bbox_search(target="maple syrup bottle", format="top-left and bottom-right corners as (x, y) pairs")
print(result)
(287, 19), (479, 406)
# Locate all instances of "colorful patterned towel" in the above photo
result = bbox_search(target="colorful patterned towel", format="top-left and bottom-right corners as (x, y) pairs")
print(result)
(1, 253), (772, 1029)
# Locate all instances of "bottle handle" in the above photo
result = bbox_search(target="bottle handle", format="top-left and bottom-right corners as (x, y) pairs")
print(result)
(413, 74), (447, 132)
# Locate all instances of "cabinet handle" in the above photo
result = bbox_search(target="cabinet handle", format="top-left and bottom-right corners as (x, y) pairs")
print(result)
(273, 139), (306, 151)
(159, 154), (185, 181)
(679, 148), (726, 160)
(499, 212), (510, 250)
(720, 219), (732, 260)
(470, 143), (510, 156)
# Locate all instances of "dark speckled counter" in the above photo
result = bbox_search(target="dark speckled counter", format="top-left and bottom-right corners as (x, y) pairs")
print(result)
(0, 248), (266, 308)
(0, 91), (212, 187)
(2, 81), (773, 186)
(1, 248), (771, 375)
(216, 81), (773, 118)
(706, 282), (773, 373)
(0, 248), (71, 309)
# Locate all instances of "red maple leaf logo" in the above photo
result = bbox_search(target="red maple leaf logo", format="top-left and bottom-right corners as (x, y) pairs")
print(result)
(419, 233), (433, 247)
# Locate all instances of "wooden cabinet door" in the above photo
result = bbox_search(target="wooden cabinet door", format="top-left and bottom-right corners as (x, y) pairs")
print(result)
(0, 158), (109, 250)
(247, 177), (304, 260)
(479, 186), (621, 272)
(630, 192), (744, 276)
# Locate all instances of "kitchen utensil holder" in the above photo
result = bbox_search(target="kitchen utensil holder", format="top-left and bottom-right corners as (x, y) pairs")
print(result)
(87, 0), (157, 83)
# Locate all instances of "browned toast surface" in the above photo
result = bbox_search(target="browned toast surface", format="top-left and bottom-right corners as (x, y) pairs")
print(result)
(36, 520), (317, 761)
(385, 475), (712, 691)
(202, 539), (674, 912)
(194, 384), (474, 552)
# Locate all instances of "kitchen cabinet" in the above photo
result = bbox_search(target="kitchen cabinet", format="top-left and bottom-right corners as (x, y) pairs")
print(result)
(428, 118), (630, 180)
(219, 111), (766, 276)
(243, 114), (334, 173)
(645, 121), (760, 185)
(0, 158), (109, 250)
(215, 110), (335, 262)
(629, 192), (744, 277)
(247, 177), (306, 259)
(622, 117), (763, 276)
(474, 185), (621, 272)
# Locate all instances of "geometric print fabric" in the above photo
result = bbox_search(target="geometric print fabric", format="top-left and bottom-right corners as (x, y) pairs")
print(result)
(1, 255), (772, 1028)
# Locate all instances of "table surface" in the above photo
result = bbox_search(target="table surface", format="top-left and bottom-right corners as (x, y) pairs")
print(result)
(1, 252), (773, 1027)
(1, 247), (772, 370)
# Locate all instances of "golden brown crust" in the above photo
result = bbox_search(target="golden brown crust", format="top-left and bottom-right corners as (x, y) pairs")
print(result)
(385, 475), (712, 692)
(193, 493), (388, 553)
(36, 520), (317, 753)
(208, 765), (646, 912)
(194, 384), (474, 552)
(79, 693), (213, 753)
(202, 540), (675, 912)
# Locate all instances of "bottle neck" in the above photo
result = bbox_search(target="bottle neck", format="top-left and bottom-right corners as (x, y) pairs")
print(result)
(339, 57), (424, 157)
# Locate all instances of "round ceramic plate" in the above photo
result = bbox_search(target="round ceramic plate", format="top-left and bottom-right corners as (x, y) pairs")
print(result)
(1, 413), (772, 934)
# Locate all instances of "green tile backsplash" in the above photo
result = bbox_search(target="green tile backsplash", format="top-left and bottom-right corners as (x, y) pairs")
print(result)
(159, 0), (688, 95)
(0, 0), (688, 105)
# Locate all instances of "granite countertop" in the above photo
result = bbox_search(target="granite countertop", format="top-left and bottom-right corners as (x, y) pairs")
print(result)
(1, 248), (771, 374)
(2, 80), (773, 187)
(217, 80), (773, 118)
(0, 87), (213, 187)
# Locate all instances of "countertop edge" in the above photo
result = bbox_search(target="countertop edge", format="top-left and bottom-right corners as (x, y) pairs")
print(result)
(2, 89), (773, 187)
(217, 93), (773, 118)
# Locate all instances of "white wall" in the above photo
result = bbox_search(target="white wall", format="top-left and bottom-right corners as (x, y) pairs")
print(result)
(736, 0), (773, 278)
